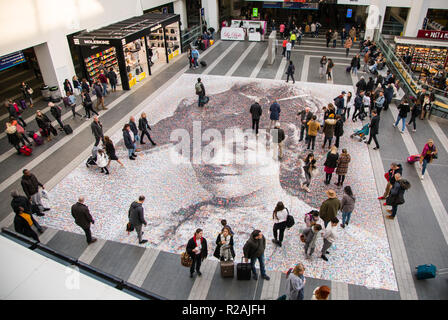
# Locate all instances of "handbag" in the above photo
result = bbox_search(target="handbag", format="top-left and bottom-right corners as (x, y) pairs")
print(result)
(384, 172), (390, 181)
(310, 167), (319, 177)
(181, 251), (193, 267)
(27, 88), (34, 95)
(126, 222), (134, 232)
(41, 189), (49, 200)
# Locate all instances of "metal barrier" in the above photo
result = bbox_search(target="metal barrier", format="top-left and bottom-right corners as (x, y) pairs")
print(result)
(181, 25), (202, 50)
(1, 228), (167, 300)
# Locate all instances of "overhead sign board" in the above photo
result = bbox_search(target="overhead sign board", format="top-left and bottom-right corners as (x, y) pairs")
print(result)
(417, 30), (448, 41)
(0, 51), (26, 71)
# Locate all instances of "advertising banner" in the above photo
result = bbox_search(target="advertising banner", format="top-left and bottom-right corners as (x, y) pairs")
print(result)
(221, 27), (245, 41)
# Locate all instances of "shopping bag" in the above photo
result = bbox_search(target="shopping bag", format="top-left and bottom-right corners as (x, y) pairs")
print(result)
(41, 189), (49, 200)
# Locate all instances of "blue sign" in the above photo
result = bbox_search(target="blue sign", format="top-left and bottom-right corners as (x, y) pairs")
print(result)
(200, 8), (204, 17)
(162, 7), (167, 14)
(0, 51), (26, 71)
(347, 9), (352, 18)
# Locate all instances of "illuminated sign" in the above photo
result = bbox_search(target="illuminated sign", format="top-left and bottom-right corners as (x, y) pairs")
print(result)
(0, 51), (26, 71)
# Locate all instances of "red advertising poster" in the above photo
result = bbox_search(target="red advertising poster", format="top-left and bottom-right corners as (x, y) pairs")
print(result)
(417, 30), (448, 41)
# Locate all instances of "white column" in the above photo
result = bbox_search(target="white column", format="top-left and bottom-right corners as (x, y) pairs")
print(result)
(403, 0), (429, 37)
(174, 0), (188, 30)
(34, 37), (76, 96)
(364, 0), (386, 41)
(202, 0), (220, 31)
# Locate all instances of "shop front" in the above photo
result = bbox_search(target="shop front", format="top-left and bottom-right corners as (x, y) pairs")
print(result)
(73, 12), (181, 91)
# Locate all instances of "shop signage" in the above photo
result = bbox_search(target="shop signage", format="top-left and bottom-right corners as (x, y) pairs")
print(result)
(76, 39), (110, 45)
(151, 24), (162, 32)
(0, 51), (26, 71)
(221, 27), (245, 41)
(252, 8), (258, 17)
(417, 29), (448, 41)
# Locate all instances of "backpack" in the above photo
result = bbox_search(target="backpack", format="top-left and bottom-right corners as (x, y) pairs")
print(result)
(285, 208), (295, 228)
(195, 82), (203, 95)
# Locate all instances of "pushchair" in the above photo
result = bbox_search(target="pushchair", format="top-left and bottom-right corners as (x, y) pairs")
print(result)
(350, 123), (370, 141)
(86, 146), (98, 168)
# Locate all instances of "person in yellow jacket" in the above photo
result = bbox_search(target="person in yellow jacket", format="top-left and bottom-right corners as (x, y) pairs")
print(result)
(290, 32), (297, 48)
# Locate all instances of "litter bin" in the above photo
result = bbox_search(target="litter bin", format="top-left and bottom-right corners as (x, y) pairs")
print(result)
(41, 85), (51, 101)
(49, 86), (61, 102)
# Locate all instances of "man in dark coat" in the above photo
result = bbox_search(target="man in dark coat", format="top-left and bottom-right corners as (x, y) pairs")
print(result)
(272, 122), (285, 159)
(94, 81), (107, 110)
(10, 190), (36, 216)
(107, 67), (117, 92)
(298, 107), (313, 142)
(286, 60), (295, 84)
(71, 197), (96, 244)
(383, 83), (394, 111)
(334, 91), (346, 115)
(355, 76), (366, 95)
(123, 124), (136, 160)
(138, 112), (156, 145)
(243, 229), (270, 280)
(385, 173), (411, 220)
(91, 116), (104, 147)
(21, 169), (49, 212)
(334, 115), (344, 148)
(269, 99), (281, 129)
(249, 99), (262, 135)
(129, 116), (140, 145)
(378, 162), (402, 201)
(319, 189), (341, 228)
(128, 195), (147, 244)
(49, 102), (64, 130)
(366, 109), (380, 150)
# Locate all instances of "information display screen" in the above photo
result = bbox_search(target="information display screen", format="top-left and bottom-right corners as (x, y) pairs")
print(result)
(0, 51), (26, 71)
(347, 9), (352, 18)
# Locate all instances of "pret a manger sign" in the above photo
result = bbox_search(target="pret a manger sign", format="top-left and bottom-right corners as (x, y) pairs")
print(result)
(417, 30), (448, 41)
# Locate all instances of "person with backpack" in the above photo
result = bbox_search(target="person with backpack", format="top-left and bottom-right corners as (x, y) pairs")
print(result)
(420, 139), (437, 180)
(286, 60), (295, 84)
(195, 78), (206, 107)
(319, 190), (341, 228)
(303, 223), (322, 259)
(20, 81), (34, 108)
(21, 169), (49, 213)
(213, 226), (235, 261)
(49, 102), (64, 130)
(186, 228), (208, 277)
(250, 99), (262, 135)
(340, 186), (356, 228)
(191, 48), (200, 69)
(321, 217), (339, 261)
(271, 201), (289, 248)
(385, 173), (411, 220)
(138, 112), (157, 145)
(243, 230), (270, 281)
(128, 195), (148, 244)
(5, 100), (27, 127)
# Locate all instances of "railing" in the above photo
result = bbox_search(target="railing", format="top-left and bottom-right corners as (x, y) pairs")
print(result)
(1, 228), (167, 300)
(181, 25), (202, 51)
(381, 22), (403, 36)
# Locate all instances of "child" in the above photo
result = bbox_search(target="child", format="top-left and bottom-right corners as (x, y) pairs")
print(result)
(304, 210), (320, 228)
(220, 219), (234, 235)
(303, 224), (322, 259)
(96, 149), (109, 175)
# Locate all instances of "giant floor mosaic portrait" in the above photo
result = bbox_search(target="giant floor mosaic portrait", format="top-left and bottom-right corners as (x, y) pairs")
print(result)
(40, 74), (398, 291)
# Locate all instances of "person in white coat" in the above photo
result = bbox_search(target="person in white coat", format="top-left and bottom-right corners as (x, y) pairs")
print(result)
(96, 149), (109, 174)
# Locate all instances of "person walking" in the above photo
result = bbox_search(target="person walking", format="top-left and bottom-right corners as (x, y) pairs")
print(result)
(303, 223), (322, 259)
(349, 26), (356, 41)
(420, 139), (437, 180)
(340, 186), (355, 228)
(250, 99), (263, 135)
(351, 54), (360, 76)
(281, 38), (287, 57)
(306, 115), (320, 150)
(129, 116), (141, 145)
(98, 70), (109, 96)
(383, 83), (394, 111)
(312, 286), (331, 300)
(5, 100), (27, 127)
(49, 102), (64, 130)
(298, 107), (313, 142)
(283, 263), (306, 300)
(213, 226), (235, 261)
(64, 91), (83, 119)
(366, 110), (380, 150)
(269, 99), (281, 129)
(35, 110), (56, 142)
(326, 59), (334, 80)
(71, 197), (97, 244)
(345, 92), (354, 120)
(320, 217), (339, 261)
(341, 28), (347, 46)
(243, 230), (270, 281)
(290, 32), (296, 48)
(378, 163), (403, 202)
(5, 123), (25, 154)
(20, 82), (34, 108)
(355, 77), (366, 95)
(331, 30), (338, 48)
(91, 116), (104, 147)
(374, 91), (385, 116)
(138, 112), (157, 145)
(285, 40), (292, 60)
(333, 91), (346, 116)
(94, 81), (107, 111)
(335, 148), (350, 186)
(322, 114), (336, 149)
(187, 228), (208, 277)
(319, 190), (341, 228)
(63, 79), (73, 95)
(279, 23), (285, 38)
(104, 136), (124, 167)
(344, 37), (352, 57)
(191, 48), (200, 69)
(82, 89), (98, 119)
(286, 60), (295, 83)
(123, 123), (137, 160)
(14, 207), (42, 241)
(128, 195), (148, 244)
(393, 98), (410, 134)
(187, 48), (193, 68)
(96, 149), (109, 175)
(407, 100), (421, 132)
(385, 173), (411, 220)
(326, 29), (332, 48)
(271, 201), (289, 247)
(324, 146), (339, 185)
(107, 68), (118, 92)
(319, 56), (327, 79)
(21, 169), (50, 213)
(195, 78), (206, 107)
(301, 153), (316, 192)
(10, 190), (34, 216)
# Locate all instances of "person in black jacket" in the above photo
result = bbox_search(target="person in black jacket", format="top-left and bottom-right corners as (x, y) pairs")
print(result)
(21, 169), (50, 212)
(91, 116), (104, 147)
(104, 136), (124, 167)
(378, 162), (402, 201)
(186, 228), (208, 277)
(350, 54), (361, 75)
(82, 89), (98, 119)
(408, 100), (421, 132)
(366, 110), (380, 150)
(355, 77), (366, 95)
(272, 122), (286, 159)
(352, 91), (364, 122)
(213, 226), (235, 261)
(383, 83), (394, 111)
(243, 229), (270, 280)
(35, 110), (55, 142)
(123, 123), (136, 160)
(94, 80), (107, 111)
(138, 112), (156, 145)
(5, 100), (27, 127)
(286, 60), (295, 84)
(249, 99), (263, 135)
(71, 197), (96, 244)
(10, 190), (34, 215)
(366, 77), (375, 92)
(297, 107), (313, 142)
(385, 173), (411, 220)
(393, 98), (410, 134)
(14, 207), (41, 242)
(129, 116), (141, 145)
(128, 195), (147, 244)
(334, 115), (344, 148)
(107, 67), (118, 92)
(48, 102), (64, 130)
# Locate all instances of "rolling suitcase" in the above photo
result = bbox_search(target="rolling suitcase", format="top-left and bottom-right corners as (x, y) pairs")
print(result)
(416, 264), (437, 280)
(200, 60), (207, 67)
(220, 260), (235, 278)
(346, 66), (351, 73)
(63, 124), (73, 135)
(237, 258), (251, 280)
(19, 145), (32, 156)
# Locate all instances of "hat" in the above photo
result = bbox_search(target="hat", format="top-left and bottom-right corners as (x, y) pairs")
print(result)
(341, 91), (346, 94)
(325, 189), (337, 198)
